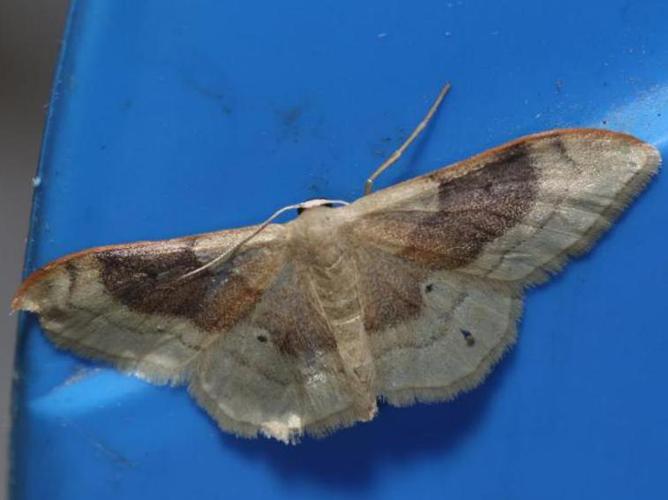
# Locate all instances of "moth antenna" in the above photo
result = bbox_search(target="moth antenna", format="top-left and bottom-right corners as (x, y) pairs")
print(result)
(364, 82), (451, 195)
(178, 204), (299, 281)
(178, 199), (350, 280)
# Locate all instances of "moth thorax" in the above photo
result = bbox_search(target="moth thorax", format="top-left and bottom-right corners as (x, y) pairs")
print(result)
(293, 206), (345, 266)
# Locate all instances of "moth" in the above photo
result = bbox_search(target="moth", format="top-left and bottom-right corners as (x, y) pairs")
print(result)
(13, 84), (660, 443)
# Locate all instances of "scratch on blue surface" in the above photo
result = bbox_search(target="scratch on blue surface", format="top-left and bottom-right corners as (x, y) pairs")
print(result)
(65, 421), (135, 468)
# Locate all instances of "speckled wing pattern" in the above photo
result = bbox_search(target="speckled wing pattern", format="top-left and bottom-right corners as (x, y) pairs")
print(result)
(13, 129), (659, 443)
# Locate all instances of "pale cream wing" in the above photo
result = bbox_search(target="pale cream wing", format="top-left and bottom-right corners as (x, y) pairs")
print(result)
(351, 245), (522, 405)
(12, 225), (287, 384)
(190, 261), (376, 443)
(15, 225), (375, 443)
(344, 128), (659, 402)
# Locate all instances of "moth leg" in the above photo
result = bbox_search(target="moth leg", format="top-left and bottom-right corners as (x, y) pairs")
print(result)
(364, 82), (451, 195)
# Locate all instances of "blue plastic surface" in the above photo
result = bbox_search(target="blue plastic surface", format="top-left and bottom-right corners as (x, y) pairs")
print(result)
(13, 0), (668, 498)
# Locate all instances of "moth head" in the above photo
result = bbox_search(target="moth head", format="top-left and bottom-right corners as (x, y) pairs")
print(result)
(296, 199), (348, 215)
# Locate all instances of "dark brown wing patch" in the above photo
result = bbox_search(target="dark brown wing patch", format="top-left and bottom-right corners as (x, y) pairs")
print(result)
(353, 142), (538, 269)
(353, 246), (427, 333)
(98, 245), (210, 321)
(98, 242), (284, 332)
(254, 264), (337, 356)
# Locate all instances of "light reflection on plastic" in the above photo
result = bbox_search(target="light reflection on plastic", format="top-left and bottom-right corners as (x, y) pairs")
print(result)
(30, 369), (150, 417)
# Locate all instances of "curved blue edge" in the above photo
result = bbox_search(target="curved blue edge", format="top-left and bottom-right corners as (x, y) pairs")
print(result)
(12, 0), (668, 499)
